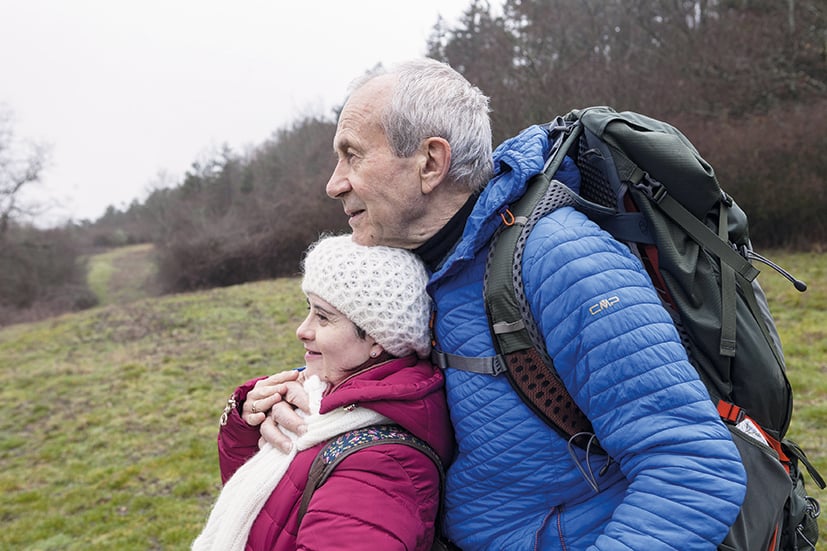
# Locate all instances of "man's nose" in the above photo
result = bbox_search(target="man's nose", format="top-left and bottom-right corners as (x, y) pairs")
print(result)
(326, 162), (350, 198)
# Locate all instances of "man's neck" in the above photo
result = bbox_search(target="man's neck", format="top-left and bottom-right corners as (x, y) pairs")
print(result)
(414, 193), (477, 272)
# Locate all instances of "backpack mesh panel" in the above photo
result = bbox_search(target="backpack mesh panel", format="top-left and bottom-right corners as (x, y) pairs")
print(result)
(576, 137), (615, 209)
(512, 181), (577, 364)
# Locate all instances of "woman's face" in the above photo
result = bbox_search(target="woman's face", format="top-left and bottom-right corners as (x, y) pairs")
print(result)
(296, 293), (382, 386)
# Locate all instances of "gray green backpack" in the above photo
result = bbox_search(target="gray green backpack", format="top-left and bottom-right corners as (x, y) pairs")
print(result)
(481, 107), (824, 550)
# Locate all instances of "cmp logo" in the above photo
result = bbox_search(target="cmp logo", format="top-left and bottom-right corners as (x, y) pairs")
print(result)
(589, 296), (620, 315)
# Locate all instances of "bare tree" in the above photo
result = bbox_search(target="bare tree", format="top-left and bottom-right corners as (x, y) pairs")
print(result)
(0, 106), (49, 237)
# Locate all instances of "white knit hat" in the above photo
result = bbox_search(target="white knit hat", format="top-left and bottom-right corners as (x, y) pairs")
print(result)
(301, 234), (432, 359)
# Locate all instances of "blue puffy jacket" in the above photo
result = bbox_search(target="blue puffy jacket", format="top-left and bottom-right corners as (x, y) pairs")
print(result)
(429, 125), (746, 550)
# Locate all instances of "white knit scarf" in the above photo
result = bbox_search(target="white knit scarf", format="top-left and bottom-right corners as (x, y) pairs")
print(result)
(192, 375), (391, 551)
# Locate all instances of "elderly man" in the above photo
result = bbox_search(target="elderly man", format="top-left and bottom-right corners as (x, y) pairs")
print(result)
(262, 58), (746, 550)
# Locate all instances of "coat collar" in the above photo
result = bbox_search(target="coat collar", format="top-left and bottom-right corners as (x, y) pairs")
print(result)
(428, 125), (551, 286)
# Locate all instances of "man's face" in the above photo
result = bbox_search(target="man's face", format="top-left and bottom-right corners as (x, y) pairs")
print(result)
(326, 77), (427, 248)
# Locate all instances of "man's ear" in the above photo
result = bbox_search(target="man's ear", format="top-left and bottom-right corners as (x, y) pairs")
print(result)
(419, 137), (451, 194)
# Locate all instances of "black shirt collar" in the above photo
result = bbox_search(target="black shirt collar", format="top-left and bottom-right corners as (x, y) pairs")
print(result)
(413, 194), (478, 272)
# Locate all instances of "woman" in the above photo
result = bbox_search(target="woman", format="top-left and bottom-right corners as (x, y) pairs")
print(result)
(193, 234), (453, 551)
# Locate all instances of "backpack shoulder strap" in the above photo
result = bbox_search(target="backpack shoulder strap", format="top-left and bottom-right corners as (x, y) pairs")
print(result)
(297, 424), (445, 526)
(483, 117), (601, 448)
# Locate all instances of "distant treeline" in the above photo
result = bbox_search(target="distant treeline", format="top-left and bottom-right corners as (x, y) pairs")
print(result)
(2, 0), (825, 324)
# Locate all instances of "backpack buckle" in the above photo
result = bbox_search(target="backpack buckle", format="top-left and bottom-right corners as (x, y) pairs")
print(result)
(633, 174), (666, 203)
(717, 400), (747, 424)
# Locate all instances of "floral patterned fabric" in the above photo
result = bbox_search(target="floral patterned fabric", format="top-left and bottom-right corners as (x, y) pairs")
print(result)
(320, 424), (428, 464)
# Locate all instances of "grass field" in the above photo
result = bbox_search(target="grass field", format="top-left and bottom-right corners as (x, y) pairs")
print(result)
(0, 248), (825, 549)
(86, 243), (159, 307)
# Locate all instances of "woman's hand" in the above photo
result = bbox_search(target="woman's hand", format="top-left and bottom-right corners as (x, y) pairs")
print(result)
(258, 376), (311, 452)
(241, 370), (302, 426)
(239, 369), (311, 452)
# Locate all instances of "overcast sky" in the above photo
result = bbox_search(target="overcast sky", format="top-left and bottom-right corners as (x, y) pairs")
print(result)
(0, 0), (473, 225)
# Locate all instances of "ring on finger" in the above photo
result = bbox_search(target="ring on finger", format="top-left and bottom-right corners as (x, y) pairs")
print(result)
(251, 400), (259, 414)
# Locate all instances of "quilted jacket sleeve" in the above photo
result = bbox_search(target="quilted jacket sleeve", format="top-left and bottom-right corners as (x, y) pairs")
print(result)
(522, 208), (747, 549)
(217, 377), (265, 484)
(296, 444), (441, 551)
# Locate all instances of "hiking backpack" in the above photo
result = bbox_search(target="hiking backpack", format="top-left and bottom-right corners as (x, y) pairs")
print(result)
(481, 107), (824, 550)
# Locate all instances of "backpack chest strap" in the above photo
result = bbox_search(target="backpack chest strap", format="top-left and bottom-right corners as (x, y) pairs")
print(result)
(430, 349), (508, 375)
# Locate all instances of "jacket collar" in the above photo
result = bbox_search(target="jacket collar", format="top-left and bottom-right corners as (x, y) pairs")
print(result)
(428, 124), (551, 285)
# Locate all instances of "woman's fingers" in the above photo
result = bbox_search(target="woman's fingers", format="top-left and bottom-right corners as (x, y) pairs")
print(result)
(241, 370), (303, 424)
(259, 413), (295, 453)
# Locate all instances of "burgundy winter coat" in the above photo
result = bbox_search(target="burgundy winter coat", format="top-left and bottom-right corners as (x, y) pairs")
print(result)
(216, 355), (454, 551)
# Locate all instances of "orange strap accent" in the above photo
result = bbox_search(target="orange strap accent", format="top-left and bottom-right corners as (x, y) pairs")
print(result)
(767, 523), (780, 551)
(717, 400), (744, 423)
(500, 208), (516, 226)
(718, 400), (791, 474)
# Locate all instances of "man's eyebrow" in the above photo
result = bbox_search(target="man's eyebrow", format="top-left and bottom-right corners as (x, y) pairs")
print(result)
(334, 134), (357, 153)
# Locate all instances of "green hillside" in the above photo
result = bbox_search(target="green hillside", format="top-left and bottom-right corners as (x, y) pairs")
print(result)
(0, 250), (825, 548)
(86, 244), (159, 307)
(0, 274), (306, 549)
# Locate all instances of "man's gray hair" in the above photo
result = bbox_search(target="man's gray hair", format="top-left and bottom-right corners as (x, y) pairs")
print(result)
(349, 58), (494, 192)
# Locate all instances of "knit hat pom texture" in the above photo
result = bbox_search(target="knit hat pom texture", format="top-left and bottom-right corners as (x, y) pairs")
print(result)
(301, 235), (432, 359)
